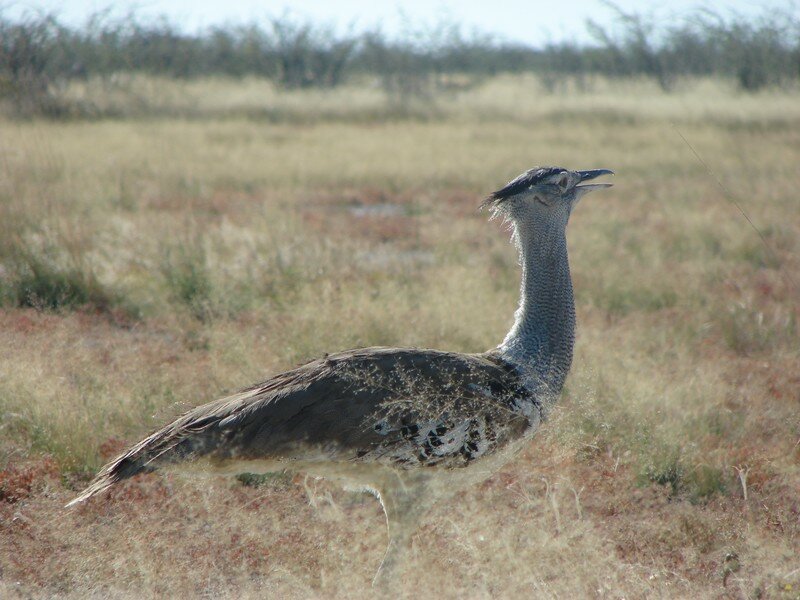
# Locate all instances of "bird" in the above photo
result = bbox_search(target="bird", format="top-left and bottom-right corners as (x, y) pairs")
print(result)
(67, 166), (614, 584)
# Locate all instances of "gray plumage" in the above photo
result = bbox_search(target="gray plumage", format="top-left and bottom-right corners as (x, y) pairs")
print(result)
(67, 166), (613, 583)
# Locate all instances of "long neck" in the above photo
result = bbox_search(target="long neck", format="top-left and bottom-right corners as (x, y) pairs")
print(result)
(499, 219), (575, 395)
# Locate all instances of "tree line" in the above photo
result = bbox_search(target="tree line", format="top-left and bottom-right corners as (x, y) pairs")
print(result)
(1, 4), (798, 116)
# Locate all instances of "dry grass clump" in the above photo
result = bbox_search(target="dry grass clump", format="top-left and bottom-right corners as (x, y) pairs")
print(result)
(0, 76), (798, 598)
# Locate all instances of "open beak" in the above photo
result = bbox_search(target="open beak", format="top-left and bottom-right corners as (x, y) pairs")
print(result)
(575, 169), (614, 195)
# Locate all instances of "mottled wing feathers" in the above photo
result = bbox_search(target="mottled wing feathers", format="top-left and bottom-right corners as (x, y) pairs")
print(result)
(68, 348), (532, 506)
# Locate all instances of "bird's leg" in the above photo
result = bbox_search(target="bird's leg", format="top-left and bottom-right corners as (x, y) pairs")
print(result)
(372, 522), (412, 589)
(372, 476), (431, 589)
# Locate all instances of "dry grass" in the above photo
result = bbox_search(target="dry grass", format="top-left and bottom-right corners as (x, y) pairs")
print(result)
(0, 76), (798, 598)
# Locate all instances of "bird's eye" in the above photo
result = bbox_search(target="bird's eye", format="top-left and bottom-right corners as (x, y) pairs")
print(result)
(558, 175), (569, 189)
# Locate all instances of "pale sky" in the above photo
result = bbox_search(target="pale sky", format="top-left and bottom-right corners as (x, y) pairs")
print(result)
(2, 0), (796, 46)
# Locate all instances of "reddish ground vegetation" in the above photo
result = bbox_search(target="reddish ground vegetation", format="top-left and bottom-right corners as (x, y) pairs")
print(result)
(0, 458), (60, 504)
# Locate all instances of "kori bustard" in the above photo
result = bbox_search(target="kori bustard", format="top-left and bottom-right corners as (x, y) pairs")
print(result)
(68, 166), (613, 582)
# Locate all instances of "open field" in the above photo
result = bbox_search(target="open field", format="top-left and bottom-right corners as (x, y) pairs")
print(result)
(0, 76), (798, 598)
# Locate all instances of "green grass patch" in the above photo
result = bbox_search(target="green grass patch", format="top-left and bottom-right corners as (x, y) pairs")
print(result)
(160, 242), (217, 322)
(0, 247), (116, 313)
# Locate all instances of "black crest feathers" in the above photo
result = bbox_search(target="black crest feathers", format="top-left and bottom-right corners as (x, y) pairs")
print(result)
(481, 166), (562, 208)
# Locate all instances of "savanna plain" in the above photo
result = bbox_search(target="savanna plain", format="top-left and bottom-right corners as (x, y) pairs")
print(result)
(0, 76), (798, 598)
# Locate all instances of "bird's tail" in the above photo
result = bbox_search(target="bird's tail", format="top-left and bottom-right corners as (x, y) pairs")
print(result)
(65, 449), (154, 507)
(65, 398), (237, 507)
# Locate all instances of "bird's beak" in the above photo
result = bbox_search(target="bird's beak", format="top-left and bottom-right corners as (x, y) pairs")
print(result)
(575, 169), (614, 197)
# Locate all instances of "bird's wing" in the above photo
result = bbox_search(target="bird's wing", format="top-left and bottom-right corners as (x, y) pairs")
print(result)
(68, 347), (534, 506)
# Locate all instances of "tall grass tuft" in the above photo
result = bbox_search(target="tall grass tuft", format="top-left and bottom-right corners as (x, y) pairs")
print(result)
(10, 254), (111, 311)
(160, 239), (216, 322)
(718, 302), (797, 355)
(0, 209), (116, 313)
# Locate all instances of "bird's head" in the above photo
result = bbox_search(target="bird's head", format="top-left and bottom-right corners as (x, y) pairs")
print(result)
(482, 166), (614, 231)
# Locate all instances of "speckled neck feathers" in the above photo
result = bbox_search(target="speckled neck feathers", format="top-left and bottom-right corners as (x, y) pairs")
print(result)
(498, 212), (575, 397)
